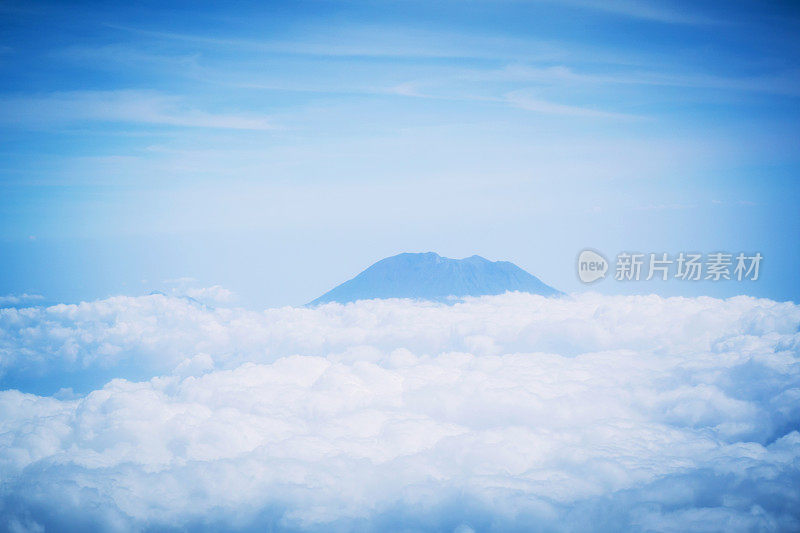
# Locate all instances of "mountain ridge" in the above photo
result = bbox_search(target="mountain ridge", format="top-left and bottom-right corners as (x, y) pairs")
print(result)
(309, 252), (561, 305)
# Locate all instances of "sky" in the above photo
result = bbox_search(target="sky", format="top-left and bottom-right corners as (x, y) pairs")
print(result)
(1, 0), (799, 306)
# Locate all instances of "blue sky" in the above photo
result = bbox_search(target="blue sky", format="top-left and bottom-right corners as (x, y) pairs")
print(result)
(1, 0), (799, 306)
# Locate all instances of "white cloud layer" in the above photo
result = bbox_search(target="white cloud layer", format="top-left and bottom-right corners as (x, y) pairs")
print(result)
(1, 292), (799, 531)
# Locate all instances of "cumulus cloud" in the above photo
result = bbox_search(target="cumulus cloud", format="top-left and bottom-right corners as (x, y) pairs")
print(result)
(159, 280), (235, 305)
(0, 292), (799, 531)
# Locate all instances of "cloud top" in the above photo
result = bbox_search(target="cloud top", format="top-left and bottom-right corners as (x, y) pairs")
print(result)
(1, 292), (799, 531)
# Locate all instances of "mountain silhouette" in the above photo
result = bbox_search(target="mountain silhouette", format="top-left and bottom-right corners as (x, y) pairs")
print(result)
(309, 252), (560, 305)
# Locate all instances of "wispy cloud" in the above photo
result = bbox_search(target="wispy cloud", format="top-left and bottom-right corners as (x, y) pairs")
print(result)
(545, 0), (719, 25)
(104, 23), (626, 65)
(504, 90), (641, 119)
(0, 90), (274, 130)
(0, 293), (44, 306)
(104, 24), (513, 60)
(633, 202), (698, 211)
(456, 64), (800, 98)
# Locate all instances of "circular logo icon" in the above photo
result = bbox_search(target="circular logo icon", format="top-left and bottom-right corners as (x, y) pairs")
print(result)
(577, 249), (608, 283)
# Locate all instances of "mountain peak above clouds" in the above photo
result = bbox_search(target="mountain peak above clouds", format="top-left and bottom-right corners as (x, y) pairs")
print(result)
(309, 252), (561, 305)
